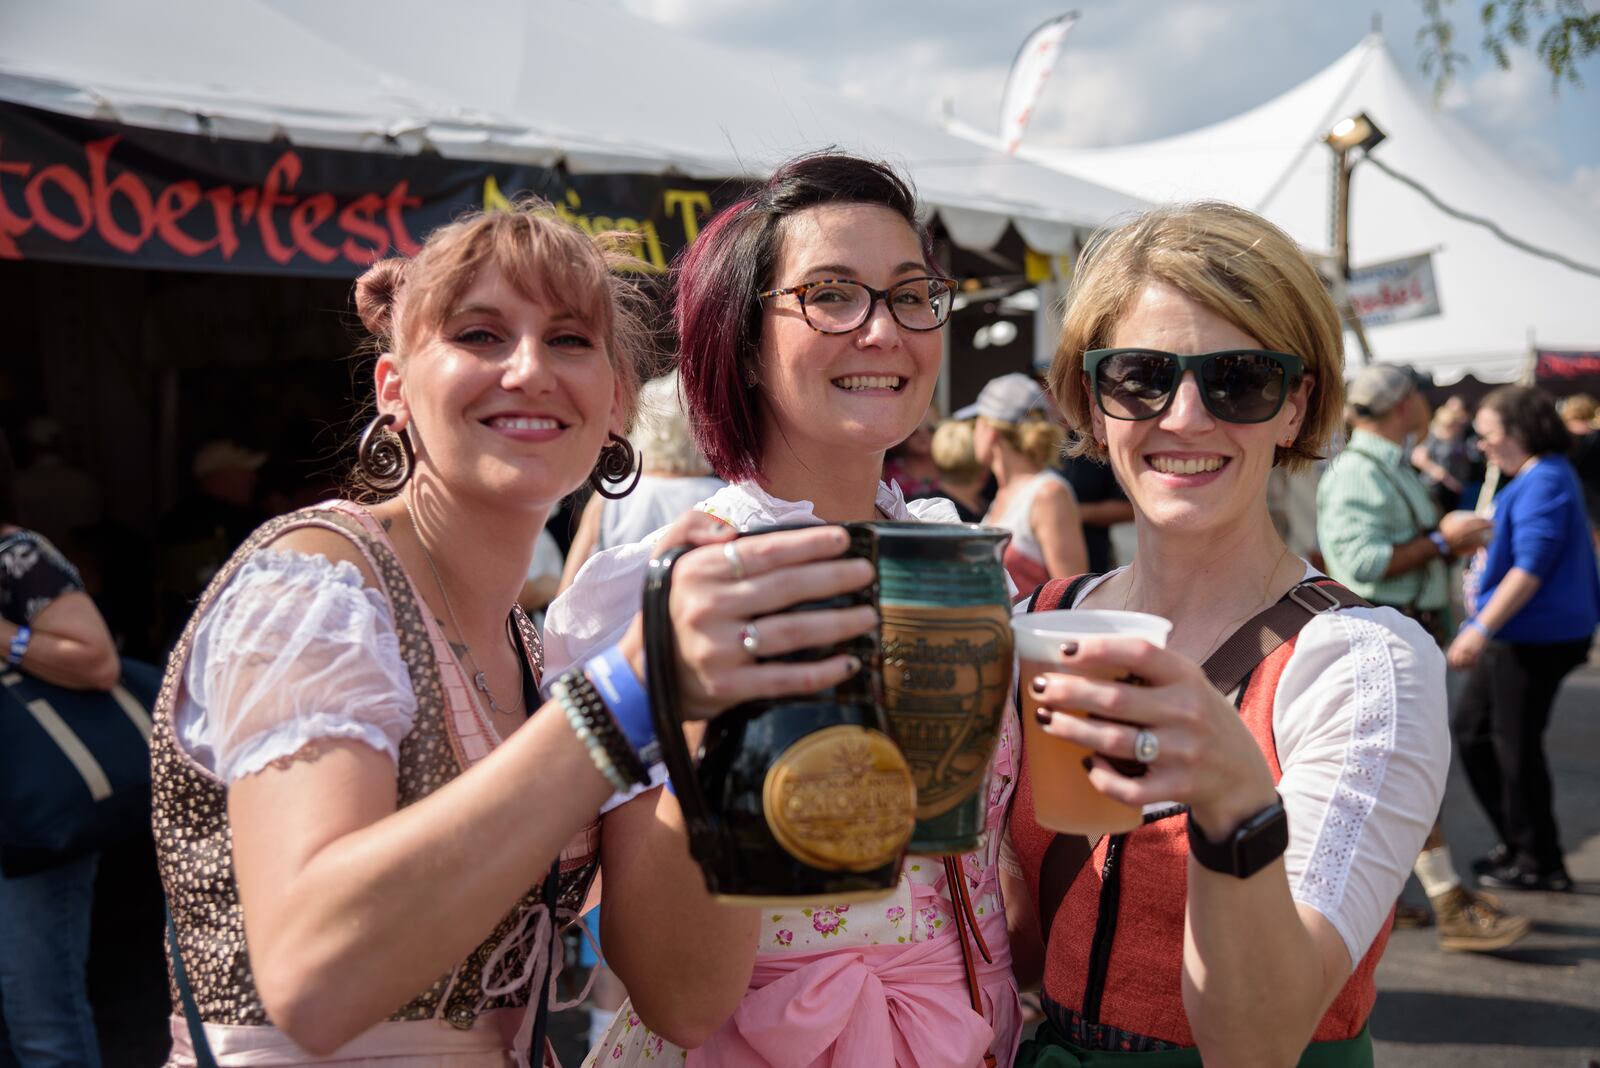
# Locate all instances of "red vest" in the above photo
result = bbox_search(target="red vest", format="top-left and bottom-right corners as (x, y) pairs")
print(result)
(1011, 637), (1391, 1048)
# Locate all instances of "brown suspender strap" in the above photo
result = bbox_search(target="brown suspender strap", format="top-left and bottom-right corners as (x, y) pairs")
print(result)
(1027, 577), (1371, 943)
(942, 856), (998, 1068)
(1201, 580), (1371, 698)
(1023, 576), (1101, 941)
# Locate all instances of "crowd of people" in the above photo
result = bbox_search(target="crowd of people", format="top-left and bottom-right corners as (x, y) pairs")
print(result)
(1, 150), (1597, 1068)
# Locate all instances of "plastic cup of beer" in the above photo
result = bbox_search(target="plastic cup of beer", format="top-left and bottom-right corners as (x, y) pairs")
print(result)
(1012, 609), (1173, 835)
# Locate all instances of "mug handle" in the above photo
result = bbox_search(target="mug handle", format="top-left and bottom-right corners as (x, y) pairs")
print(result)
(642, 546), (720, 867)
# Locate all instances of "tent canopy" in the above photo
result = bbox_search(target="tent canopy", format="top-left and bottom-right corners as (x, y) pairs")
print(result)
(0, 0), (1146, 257)
(1016, 36), (1600, 384)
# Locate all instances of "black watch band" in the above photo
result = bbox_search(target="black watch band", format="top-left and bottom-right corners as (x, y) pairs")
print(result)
(1187, 794), (1289, 879)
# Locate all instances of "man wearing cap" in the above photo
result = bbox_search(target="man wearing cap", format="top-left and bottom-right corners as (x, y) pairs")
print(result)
(1316, 365), (1528, 952)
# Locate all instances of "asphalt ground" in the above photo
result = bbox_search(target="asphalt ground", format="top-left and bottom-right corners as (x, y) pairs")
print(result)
(1371, 662), (1600, 1067)
(90, 665), (1600, 1066)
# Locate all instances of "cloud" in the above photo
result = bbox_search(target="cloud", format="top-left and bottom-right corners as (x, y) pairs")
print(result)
(1439, 46), (1567, 176)
(1571, 164), (1600, 212)
(606, 0), (1588, 180)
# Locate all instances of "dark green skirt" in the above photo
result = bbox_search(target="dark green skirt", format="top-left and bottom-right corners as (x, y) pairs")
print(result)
(1014, 1018), (1373, 1068)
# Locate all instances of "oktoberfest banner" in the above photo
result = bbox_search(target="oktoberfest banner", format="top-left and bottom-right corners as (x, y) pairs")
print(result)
(1534, 348), (1600, 381)
(0, 101), (739, 276)
(1348, 251), (1441, 328)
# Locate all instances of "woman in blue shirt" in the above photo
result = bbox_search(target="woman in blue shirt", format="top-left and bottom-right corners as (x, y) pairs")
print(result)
(1449, 386), (1600, 892)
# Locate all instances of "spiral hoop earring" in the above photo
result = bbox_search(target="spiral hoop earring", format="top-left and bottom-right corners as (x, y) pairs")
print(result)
(588, 433), (641, 499)
(355, 413), (415, 494)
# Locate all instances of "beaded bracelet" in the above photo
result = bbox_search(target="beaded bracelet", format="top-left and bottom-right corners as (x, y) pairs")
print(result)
(550, 667), (650, 791)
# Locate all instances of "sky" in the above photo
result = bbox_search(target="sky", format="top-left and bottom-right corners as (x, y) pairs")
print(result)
(610, 0), (1600, 210)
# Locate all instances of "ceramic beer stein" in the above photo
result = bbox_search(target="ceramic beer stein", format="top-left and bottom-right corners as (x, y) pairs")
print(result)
(864, 522), (1012, 854)
(642, 525), (917, 903)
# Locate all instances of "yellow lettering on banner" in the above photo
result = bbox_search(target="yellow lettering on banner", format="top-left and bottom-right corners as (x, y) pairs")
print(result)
(1024, 247), (1052, 284)
(640, 219), (665, 270)
(478, 183), (675, 274)
(664, 189), (712, 244)
(482, 175), (514, 213)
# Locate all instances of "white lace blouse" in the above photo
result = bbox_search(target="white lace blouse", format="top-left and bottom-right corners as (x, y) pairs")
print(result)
(176, 548), (418, 783)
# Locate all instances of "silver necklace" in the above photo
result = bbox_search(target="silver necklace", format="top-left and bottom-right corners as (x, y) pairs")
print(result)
(403, 495), (524, 717)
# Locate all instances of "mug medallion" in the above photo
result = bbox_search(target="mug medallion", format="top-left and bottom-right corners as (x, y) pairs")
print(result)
(762, 725), (917, 873)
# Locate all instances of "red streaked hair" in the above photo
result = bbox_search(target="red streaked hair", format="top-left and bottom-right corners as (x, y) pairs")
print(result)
(673, 153), (931, 482)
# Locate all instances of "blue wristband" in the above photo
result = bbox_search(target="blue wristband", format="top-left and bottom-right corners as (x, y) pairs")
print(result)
(585, 645), (659, 767)
(1427, 530), (1451, 558)
(1462, 618), (1492, 638)
(7, 625), (31, 666)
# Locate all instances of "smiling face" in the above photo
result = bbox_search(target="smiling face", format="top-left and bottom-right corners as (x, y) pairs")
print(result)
(755, 203), (942, 469)
(1091, 281), (1312, 538)
(377, 264), (622, 511)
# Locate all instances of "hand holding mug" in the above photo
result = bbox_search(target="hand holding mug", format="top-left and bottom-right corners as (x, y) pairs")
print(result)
(618, 513), (877, 722)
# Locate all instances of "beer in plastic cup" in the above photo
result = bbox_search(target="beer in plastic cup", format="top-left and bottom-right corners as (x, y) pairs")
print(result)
(1012, 609), (1173, 835)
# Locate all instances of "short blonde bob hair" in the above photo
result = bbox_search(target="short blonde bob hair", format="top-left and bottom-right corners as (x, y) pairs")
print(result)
(1049, 201), (1345, 473)
(930, 419), (984, 480)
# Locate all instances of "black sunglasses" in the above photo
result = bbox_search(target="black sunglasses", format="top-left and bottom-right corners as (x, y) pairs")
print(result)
(1084, 348), (1306, 424)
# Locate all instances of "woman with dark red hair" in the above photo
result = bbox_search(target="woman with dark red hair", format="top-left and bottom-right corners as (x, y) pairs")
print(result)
(547, 153), (1022, 1068)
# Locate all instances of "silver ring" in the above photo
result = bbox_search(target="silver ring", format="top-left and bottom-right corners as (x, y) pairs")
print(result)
(1132, 728), (1160, 764)
(723, 541), (746, 582)
(739, 622), (761, 658)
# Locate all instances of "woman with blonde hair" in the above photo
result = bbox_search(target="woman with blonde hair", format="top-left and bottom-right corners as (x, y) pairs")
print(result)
(1007, 202), (1448, 1066)
(150, 201), (874, 1065)
(930, 419), (989, 523)
(974, 373), (1087, 594)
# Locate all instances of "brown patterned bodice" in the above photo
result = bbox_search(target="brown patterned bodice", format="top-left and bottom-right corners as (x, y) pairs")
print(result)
(151, 502), (599, 1029)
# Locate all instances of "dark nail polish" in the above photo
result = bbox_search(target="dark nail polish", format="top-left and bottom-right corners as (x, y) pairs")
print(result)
(1030, 675), (1047, 695)
(1060, 641), (1079, 657)
(1035, 707), (1052, 725)
(1081, 756), (1095, 772)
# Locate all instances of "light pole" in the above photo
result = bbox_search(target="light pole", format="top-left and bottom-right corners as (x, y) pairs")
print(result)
(1323, 111), (1386, 365)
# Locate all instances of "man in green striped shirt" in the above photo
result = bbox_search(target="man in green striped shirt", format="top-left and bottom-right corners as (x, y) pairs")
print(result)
(1316, 364), (1524, 953)
(1317, 366), (1488, 638)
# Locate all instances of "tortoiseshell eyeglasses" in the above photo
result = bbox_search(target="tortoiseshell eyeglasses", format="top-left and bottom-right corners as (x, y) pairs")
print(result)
(757, 277), (955, 334)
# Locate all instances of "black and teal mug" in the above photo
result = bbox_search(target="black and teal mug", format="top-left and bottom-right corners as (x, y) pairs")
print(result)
(863, 522), (1012, 855)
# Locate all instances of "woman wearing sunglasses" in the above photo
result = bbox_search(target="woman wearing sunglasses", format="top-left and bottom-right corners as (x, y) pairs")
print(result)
(1005, 203), (1448, 1067)
(548, 153), (1022, 1068)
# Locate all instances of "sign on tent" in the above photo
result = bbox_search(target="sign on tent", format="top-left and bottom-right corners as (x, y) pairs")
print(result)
(1349, 252), (1441, 328)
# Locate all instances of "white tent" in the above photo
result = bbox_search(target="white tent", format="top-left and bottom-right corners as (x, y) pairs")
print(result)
(0, 0), (1146, 257)
(1008, 36), (1600, 384)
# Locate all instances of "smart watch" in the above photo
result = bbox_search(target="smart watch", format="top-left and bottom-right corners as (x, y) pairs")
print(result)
(1187, 794), (1289, 879)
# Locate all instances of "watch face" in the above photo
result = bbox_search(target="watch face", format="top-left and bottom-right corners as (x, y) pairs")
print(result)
(1236, 803), (1290, 878)
(1189, 798), (1288, 878)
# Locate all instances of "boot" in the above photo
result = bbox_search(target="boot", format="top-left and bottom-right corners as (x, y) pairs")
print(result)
(1431, 885), (1532, 952)
(1392, 900), (1433, 929)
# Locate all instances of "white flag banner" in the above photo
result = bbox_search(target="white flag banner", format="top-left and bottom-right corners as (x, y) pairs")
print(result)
(1349, 251), (1442, 327)
(1000, 12), (1078, 155)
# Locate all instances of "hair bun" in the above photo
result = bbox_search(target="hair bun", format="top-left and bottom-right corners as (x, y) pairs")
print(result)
(354, 258), (409, 341)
